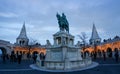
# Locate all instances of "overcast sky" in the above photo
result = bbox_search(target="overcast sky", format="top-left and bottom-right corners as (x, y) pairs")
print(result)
(0, 0), (120, 45)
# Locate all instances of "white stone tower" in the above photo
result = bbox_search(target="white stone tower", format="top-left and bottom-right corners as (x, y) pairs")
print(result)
(89, 23), (101, 45)
(16, 22), (29, 46)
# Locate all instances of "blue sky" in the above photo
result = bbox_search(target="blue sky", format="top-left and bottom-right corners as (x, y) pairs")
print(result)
(0, 0), (120, 44)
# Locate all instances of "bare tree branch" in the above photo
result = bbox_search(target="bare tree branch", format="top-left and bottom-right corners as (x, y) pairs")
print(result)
(29, 38), (40, 45)
(77, 32), (88, 45)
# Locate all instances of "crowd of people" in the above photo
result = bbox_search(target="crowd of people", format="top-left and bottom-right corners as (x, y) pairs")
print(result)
(0, 49), (119, 65)
(0, 51), (46, 64)
(0, 51), (23, 64)
(82, 49), (120, 63)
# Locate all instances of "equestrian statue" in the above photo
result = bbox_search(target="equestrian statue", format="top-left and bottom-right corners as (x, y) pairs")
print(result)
(56, 13), (69, 33)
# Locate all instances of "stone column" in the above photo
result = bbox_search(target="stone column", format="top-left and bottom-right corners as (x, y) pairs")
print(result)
(61, 37), (66, 45)
(64, 57), (70, 70)
(54, 38), (57, 46)
(77, 49), (82, 60)
(67, 37), (70, 46)
(62, 47), (67, 60)
(45, 49), (51, 61)
(72, 39), (74, 45)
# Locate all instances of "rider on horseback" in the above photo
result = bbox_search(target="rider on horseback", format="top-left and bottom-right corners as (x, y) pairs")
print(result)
(56, 13), (69, 33)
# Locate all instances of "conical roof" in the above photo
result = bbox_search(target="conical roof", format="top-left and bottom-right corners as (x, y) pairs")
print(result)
(17, 22), (28, 39)
(90, 23), (100, 40)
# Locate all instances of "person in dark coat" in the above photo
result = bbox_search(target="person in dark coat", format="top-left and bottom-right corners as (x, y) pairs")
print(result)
(32, 52), (37, 63)
(103, 50), (106, 61)
(93, 51), (97, 60)
(17, 52), (22, 64)
(114, 50), (119, 63)
(2, 54), (6, 63)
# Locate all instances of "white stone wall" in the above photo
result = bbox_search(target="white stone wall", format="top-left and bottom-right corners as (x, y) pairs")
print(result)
(44, 58), (92, 70)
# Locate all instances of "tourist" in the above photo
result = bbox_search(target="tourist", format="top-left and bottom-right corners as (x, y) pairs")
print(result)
(40, 52), (45, 66)
(27, 52), (30, 59)
(114, 49), (119, 63)
(93, 51), (97, 60)
(6, 54), (9, 60)
(103, 50), (106, 61)
(81, 52), (83, 58)
(98, 51), (102, 58)
(17, 51), (22, 64)
(90, 52), (94, 58)
(32, 52), (37, 63)
(2, 54), (6, 63)
(10, 51), (16, 62)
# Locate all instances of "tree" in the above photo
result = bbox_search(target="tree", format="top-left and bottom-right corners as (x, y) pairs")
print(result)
(29, 38), (41, 45)
(27, 38), (40, 59)
(78, 32), (88, 58)
(78, 32), (88, 46)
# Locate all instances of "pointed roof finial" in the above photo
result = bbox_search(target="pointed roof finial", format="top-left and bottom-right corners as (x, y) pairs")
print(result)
(17, 22), (28, 39)
(93, 22), (95, 25)
(90, 23), (101, 40)
(23, 21), (25, 25)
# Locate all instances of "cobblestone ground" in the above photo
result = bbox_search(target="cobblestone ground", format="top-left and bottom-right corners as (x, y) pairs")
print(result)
(0, 58), (120, 74)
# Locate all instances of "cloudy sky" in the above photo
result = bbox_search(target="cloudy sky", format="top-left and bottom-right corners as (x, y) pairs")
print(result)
(0, 0), (120, 45)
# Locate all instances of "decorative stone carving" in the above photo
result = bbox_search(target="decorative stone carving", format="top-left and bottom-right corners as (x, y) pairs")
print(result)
(76, 41), (81, 47)
(46, 40), (51, 47)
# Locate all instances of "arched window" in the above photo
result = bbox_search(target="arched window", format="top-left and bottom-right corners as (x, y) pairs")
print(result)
(22, 40), (25, 45)
(107, 48), (112, 57)
(0, 49), (2, 55)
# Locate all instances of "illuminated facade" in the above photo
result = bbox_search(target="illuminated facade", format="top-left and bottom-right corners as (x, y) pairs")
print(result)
(85, 24), (120, 57)
(13, 22), (46, 56)
(13, 22), (120, 58)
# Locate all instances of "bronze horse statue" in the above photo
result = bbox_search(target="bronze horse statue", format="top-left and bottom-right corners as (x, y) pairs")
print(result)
(56, 13), (69, 33)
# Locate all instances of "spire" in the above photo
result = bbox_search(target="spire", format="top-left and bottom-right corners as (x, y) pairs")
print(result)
(89, 23), (101, 44)
(91, 23), (100, 39)
(17, 22), (28, 39)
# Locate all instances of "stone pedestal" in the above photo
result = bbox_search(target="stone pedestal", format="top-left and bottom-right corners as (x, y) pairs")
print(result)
(43, 31), (86, 70)
(35, 13), (92, 71)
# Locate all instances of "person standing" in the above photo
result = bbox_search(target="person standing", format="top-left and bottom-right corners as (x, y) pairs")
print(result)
(114, 49), (119, 63)
(93, 51), (97, 60)
(32, 52), (37, 63)
(40, 52), (45, 66)
(103, 50), (106, 61)
(18, 52), (22, 64)
(2, 54), (6, 63)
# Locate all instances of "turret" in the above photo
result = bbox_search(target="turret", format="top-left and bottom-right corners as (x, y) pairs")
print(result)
(16, 22), (29, 46)
(89, 23), (101, 45)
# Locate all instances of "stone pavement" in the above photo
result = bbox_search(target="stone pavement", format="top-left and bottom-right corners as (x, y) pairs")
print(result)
(30, 62), (99, 72)
(0, 58), (120, 74)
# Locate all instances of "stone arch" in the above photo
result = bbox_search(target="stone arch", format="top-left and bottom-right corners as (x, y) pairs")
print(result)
(98, 49), (101, 52)
(0, 40), (13, 55)
(0, 47), (7, 55)
(114, 48), (119, 52)
(107, 47), (112, 57)
(114, 48), (119, 56)
(85, 50), (90, 54)
(0, 47), (7, 62)
(84, 50), (90, 57)
(33, 51), (38, 54)
(0, 45), (12, 55)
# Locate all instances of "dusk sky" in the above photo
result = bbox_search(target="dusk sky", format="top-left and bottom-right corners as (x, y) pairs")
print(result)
(0, 0), (120, 44)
